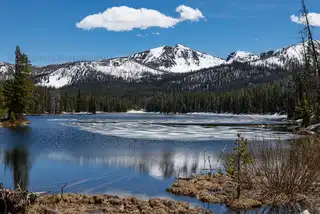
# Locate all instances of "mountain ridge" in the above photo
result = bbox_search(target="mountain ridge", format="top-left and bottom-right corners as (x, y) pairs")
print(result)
(0, 41), (319, 88)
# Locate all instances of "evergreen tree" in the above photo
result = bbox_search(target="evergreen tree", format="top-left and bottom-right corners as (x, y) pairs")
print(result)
(89, 96), (96, 114)
(3, 46), (33, 120)
(75, 89), (81, 113)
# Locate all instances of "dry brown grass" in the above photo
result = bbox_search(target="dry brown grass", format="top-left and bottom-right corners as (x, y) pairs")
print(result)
(0, 119), (30, 127)
(26, 194), (210, 214)
(166, 174), (263, 210)
(249, 137), (320, 207)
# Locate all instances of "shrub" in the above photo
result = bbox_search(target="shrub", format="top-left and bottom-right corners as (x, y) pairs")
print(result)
(249, 137), (320, 203)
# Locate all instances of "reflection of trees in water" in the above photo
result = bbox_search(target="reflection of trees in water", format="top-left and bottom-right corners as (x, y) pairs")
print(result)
(4, 146), (30, 190)
(138, 160), (149, 174)
(159, 152), (175, 178)
(74, 151), (218, 179)
(3, 127), (31, 191)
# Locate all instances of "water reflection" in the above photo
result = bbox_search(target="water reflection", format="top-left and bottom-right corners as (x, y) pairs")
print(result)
(2, 127), (31, 190)
(48, 149), (222, 179)
(4, 146), (30, 190)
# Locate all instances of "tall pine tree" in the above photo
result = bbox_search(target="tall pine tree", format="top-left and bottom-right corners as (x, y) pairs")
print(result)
(89, 96), (96, 114)
(3, 46), (33, 120)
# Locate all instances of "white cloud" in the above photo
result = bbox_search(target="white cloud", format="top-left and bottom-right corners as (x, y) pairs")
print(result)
(152, 32), (160, 35)
(76, 5), (205, 32)
(290, 13), (320, 27)
(136, 34), (143, 37)
(176, 5), (205, 21)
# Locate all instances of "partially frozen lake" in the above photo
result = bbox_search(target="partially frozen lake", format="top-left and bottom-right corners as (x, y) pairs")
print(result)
(0, 113), (295, 213)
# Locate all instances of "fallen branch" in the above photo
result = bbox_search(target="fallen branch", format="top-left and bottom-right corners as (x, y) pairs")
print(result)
(60, 183), (67, 201)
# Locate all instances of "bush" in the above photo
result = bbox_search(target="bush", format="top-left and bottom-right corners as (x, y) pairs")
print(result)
(249, 137), (320, 203)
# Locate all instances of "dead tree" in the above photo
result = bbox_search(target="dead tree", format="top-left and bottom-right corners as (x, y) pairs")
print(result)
(300, 0), (319, 75)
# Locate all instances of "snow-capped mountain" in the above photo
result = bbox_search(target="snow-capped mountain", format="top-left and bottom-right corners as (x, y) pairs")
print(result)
(252, 41), (320, 67)
(132, 44), (225, 73)
(229, 40), (320, 67)
(0, 41), (319, 88)
(226, 51), (259, 63)
(0, 62), (14, 80)
(34, 44), (227, 88)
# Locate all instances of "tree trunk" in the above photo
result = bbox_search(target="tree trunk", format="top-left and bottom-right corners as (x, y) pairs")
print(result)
(7, 110), (12, 120)
(237, 140), (241, 199)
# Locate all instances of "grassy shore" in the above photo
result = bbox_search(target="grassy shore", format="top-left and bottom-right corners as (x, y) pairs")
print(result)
(0, 191), (210, 214)
(0, 119), (30, 127)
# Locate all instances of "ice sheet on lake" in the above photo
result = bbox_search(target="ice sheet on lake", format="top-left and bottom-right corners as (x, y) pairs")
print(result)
(65, 120), (296, 141)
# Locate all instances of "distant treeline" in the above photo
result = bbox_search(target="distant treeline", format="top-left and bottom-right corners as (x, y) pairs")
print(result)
(25, 83), (291, 116)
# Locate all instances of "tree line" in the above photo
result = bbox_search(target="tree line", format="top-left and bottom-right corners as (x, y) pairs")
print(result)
(8, 83), (288, 115)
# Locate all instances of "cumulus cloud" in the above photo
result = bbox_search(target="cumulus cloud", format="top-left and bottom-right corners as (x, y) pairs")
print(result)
(176, 5), (205, 21)
(152, 32), (160, 35)
(290, 13), (320, 27)
(76, 5), (205, 31)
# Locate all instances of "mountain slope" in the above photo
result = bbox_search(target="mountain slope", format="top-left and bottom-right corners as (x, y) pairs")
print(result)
(35, 58), (165, 87)
(244, 40), (320, 67)
(132, 44), (226, 73)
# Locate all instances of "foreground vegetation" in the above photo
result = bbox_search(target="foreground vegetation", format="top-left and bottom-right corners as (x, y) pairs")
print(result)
(167, 136), (320, 213)
(0, 188), (210, 214)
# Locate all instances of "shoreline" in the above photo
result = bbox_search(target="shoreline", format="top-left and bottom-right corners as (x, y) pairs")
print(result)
(28, 111), (288, 116)
(0, 119), (30, 128)
(0, 189), (210, 214)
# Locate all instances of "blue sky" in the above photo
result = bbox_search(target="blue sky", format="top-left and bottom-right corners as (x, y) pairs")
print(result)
(0, 0), (319, 65)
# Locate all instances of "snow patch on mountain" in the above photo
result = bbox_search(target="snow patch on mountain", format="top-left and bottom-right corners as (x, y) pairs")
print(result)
(93, 58), (164, 78)
(38, 68), (74, 88)
(227, 51), (259, 63)
(0, 62), (11, 74)
(148, 47), (165, 61)
(0, 62), (14, 80)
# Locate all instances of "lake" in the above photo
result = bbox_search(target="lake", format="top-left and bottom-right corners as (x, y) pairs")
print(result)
(0, 113), (295, 213)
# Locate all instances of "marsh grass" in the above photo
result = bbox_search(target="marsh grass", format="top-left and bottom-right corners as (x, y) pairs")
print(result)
(248, 137), (320, 210)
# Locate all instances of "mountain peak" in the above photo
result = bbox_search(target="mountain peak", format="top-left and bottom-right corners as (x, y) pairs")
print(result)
(174, 44), (188, 48)
(132, 45), (225, 73)
(227, 51), (259, 63)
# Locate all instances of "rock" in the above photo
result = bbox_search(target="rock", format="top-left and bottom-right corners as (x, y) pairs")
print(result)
(42, 207), (60, 214)
(297, 129), (315, 136)
(227, 198), (262, 210)
(306, 123), (320, 133)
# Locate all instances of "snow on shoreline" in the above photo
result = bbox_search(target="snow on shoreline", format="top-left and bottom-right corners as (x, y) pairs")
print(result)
(187, 112), (287, 120)
(126, 109), (147, 114)
(126, 110), (287, 120)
